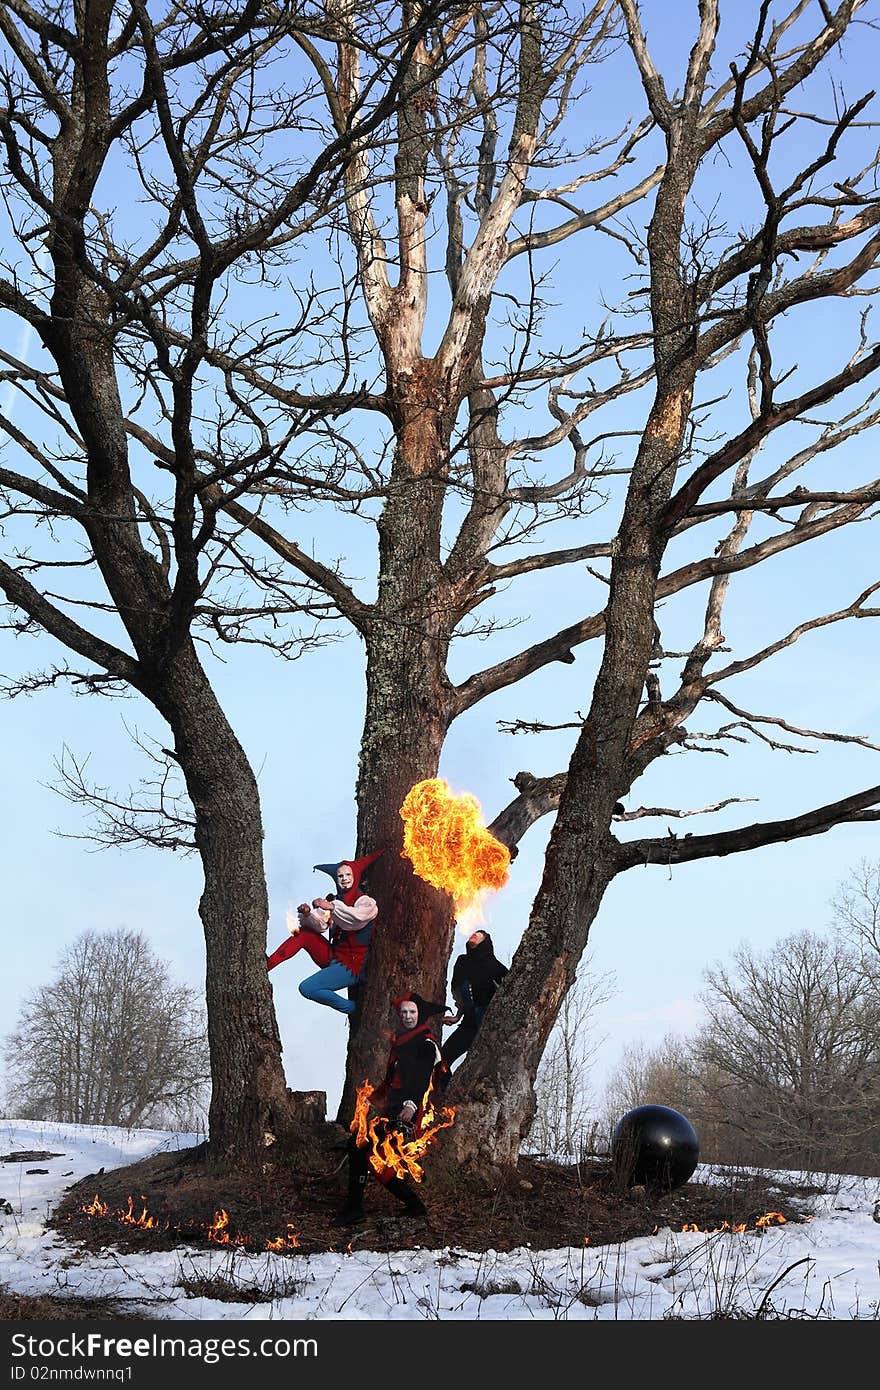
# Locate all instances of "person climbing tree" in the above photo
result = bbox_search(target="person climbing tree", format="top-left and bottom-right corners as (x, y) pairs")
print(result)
(267, 851), (383, 1016)
(439, 930), (509, 1083)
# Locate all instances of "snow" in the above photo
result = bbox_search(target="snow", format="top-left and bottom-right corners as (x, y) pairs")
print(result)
(1, 1118), (878, 1321)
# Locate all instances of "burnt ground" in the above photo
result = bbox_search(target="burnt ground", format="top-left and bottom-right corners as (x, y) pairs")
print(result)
(2, 1124), (821, 1320)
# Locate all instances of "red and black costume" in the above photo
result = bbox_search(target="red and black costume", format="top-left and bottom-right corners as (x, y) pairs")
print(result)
(266, 851), (383, 1015)
(374, 995), (446, 1126)
(337, 993), (447, 1225)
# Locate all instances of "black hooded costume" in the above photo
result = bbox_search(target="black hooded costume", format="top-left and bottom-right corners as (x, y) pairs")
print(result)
(336, 993), (447, 1226)
(441, 931), (508, 1077)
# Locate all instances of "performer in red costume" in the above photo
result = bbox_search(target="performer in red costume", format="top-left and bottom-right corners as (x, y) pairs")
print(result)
(266, 850), (383, 1016)
(334, 992), (450, 1225)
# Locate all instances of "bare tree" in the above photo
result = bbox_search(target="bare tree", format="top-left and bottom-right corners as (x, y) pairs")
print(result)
(603, 931), (880, 1175)
(694, 930), (880, 1174)
(832, 860), (880, 1007)
(602, 1035), (696, 1122)
(597, 934), (878, 1173)
(4, 928), (209, 1130)
(600, 1034), (748, 1165)
(528, 956), (614, 1157)
(4, 2), (880, 1171)
(0, 0), (471, 1161)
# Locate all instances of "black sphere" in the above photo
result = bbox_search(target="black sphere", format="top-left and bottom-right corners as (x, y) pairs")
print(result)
(611, 1104), (700, 1191)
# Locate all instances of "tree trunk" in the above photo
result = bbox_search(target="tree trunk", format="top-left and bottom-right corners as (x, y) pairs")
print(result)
(338, 420), (458, 1121)
(446, 812), (619, 1166)
(158, 648), (294, 1162)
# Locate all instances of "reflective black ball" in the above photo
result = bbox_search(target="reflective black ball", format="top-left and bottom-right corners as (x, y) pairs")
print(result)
(611, 1104), (700, 1191)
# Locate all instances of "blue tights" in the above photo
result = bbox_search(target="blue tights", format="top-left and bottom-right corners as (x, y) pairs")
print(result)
(299, 959), (359, 1014)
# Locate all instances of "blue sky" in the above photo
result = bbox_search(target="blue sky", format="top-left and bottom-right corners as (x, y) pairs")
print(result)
(2, 2), (880, 1117)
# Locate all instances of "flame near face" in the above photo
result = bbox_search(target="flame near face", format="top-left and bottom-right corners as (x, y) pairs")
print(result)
(399, 778), (511, 922)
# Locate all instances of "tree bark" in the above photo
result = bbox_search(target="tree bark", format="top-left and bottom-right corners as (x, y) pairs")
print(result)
(154, 647), (295, 1161)
(443, 85), (711, 1165)
(339, 438), (458, 1120)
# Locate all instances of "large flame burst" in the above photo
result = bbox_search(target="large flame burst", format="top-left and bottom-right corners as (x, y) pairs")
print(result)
(400, 778), (511, 916)
(351, 1080), (455, 1183)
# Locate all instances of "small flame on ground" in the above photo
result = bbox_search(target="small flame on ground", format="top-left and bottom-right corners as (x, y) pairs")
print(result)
(265, 1224), (300, 1252)
(399, 778), (510, 922)
(681, 1211), (788, 1234)
(351, 1079), (455, 1183)
(79, 1195), (298, 1252)
(206, 1208), (247, 1246)
(119, 1195), (163, 1230)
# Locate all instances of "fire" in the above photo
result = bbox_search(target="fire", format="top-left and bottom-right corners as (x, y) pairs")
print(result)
(79, 1195), (300, 1252)
(681, 1212), (789, 1234)
(400, 778), (510, 919)
(266, 1224), (300, 1252)
(206, 1208), (247, 1247)
(351, 1079), (456, 1183)
(118, 1195), (164, 1230)
(755, 1211), (787, 1228)
(286, 901), (300, 936)
(80, 1193), (166, 1230)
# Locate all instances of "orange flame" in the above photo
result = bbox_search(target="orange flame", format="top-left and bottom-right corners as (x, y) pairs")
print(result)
(265, 1223), (300, 1252)
(79, 1195), (300, 1252)
(400, 778), (510, 918)
(351, 1079), (456, 1183)
(755, 1211), (787, 1228)
(79, 1193), (167, 1229)
(681, 1212), (788, 1234)
(118, 1195), (163, 1230)
(206, 1208), (247, 1247)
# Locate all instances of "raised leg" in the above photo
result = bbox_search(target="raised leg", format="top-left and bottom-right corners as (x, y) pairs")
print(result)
(267, 930), (333, 972)
(298, 958), (360, 1013)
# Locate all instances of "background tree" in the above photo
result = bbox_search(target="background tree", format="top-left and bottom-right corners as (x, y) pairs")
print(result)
(4, 928), (209, 1130)
(832, 859), (880, 1008)
(601, 1033), (697, 1129)
(601, 928), (880, 1175)
(527, 955), (614, 1157)
(695, 930), (880, 1174)
(4, 2), (880, 1172)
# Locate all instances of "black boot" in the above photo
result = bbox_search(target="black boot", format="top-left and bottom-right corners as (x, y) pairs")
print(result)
(384, 1176), (427, 1218)
(332, 1160), (368, 1226)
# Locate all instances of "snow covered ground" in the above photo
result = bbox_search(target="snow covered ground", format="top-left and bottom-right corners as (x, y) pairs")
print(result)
(1, 1117), (878, 1321)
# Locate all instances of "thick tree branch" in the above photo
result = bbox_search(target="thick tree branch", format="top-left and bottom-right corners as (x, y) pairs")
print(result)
(453, 496), (872, 714)
(0, 556), (142, 686)
(618, 783), (880, 870)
